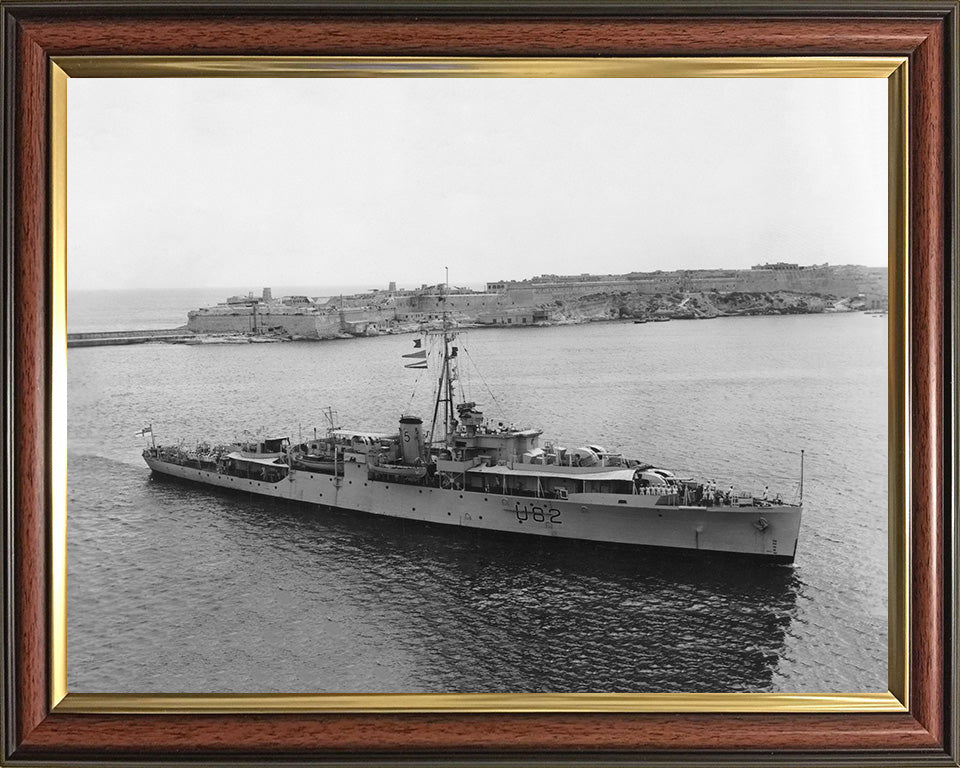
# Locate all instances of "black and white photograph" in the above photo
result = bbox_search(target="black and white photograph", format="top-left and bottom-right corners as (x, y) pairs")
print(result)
(66, 73), (888, 695)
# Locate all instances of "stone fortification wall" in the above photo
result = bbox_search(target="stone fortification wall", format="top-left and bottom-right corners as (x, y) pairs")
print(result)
(504, 265), (886, 301)
(708, 267), (857, 295)
(187, 310), (336, 338)
(339, 306), (399, 332)
(187, 305), (398, 338)
(529, 278), (683, 298)
(187, 310), (259, 334)
(395, 292), (515, 321)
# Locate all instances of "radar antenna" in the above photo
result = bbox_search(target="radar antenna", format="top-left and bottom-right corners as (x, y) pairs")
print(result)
(323, 406), (340, 432)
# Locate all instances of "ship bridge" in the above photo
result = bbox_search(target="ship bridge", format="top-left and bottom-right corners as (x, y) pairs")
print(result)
(450, 427), (542, 464)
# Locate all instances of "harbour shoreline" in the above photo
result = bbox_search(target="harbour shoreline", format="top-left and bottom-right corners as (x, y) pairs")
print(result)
(67, 299), (880, 348)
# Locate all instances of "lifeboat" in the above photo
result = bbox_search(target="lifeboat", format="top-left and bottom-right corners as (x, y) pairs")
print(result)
(370, 463), (428, 480)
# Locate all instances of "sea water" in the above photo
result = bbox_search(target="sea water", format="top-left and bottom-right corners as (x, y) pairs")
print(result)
(66, 295), (887, 693)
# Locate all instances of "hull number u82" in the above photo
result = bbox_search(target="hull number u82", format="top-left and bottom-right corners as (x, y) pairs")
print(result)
(514, 502), (562, 525)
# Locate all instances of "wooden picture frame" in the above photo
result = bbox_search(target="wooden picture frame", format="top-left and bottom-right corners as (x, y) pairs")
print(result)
(2, 2), (957, 765)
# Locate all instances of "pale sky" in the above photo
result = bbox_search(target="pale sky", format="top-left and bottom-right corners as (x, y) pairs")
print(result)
(67, 77), (887, 291)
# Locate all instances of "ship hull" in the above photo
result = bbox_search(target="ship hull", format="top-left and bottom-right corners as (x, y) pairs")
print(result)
(144, 457), (802, 563)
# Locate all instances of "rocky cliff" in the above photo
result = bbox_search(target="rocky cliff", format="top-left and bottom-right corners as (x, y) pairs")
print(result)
(547, 290), (866, 323)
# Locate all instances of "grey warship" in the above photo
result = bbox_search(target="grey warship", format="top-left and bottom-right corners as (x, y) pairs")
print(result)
(142, 290), (804, 563)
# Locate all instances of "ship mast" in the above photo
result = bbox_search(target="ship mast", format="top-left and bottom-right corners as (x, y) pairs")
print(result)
(429, 267), (457, 448)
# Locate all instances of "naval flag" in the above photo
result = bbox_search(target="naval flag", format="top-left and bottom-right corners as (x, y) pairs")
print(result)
(134, 426), (152, 437)
(403, 338), (428, 369)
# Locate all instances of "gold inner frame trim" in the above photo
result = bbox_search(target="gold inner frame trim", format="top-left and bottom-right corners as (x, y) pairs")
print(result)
(50, 61), (68, 709)
(49, 55), (909, 715)
(886, 61), (910, 710)
(55, 55), (904, 79)
(57, 691), (902, 715)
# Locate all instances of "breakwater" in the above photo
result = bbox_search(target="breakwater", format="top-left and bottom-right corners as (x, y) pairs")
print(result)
(67, 328), (196, 348)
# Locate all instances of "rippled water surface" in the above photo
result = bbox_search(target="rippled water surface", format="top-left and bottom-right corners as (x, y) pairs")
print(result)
(67, 308), (887, 693)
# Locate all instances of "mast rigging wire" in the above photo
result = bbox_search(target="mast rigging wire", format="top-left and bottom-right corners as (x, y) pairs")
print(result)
(460, 344), (510, 423)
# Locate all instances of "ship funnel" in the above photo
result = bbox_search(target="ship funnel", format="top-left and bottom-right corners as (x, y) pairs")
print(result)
(399, 416), (424, 464)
